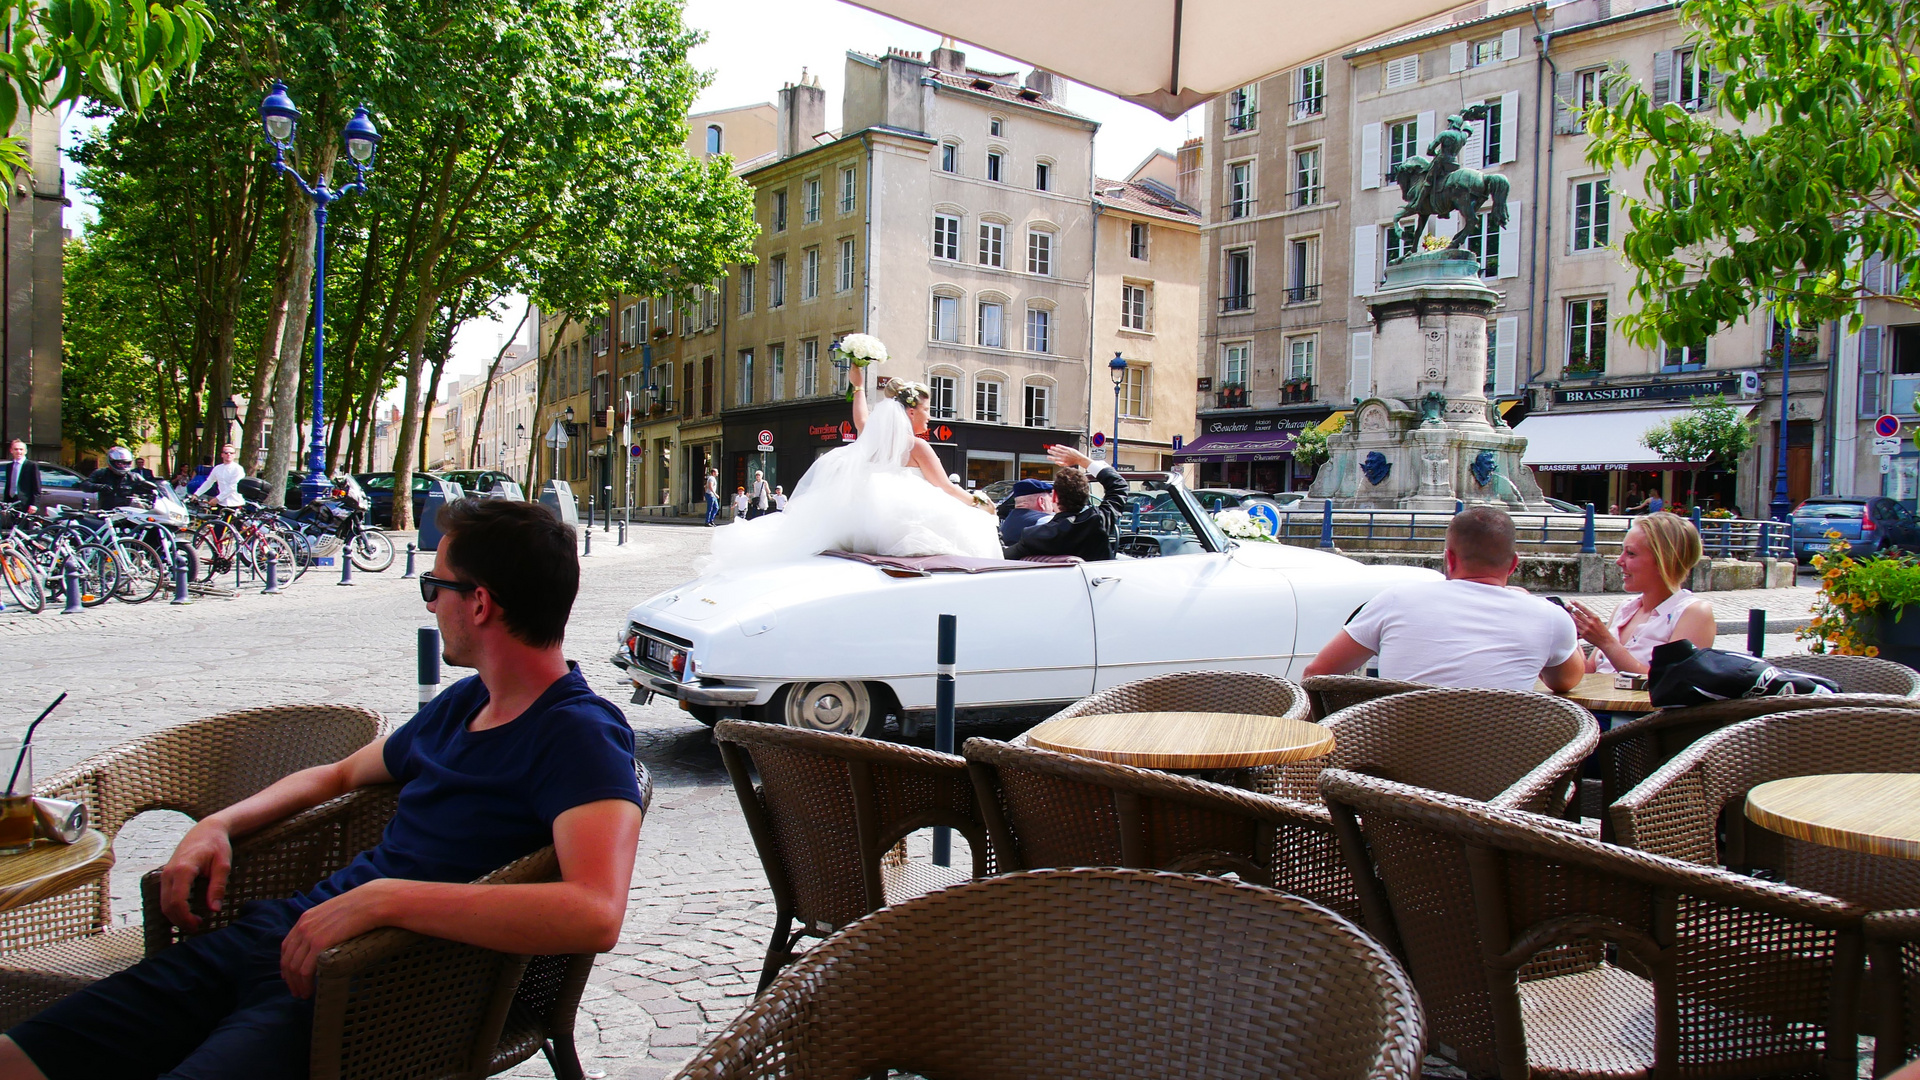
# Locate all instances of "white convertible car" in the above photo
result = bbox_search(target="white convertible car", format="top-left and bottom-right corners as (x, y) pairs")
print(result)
(611, 473), (1439, 738)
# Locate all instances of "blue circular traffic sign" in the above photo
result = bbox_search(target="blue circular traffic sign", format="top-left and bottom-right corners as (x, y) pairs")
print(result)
(1878, 414), (1902, 438)
(1246, 502), (1281, 536)
(1091, 432), (1106, 447)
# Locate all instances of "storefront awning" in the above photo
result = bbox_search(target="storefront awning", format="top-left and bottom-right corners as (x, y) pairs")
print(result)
(1513, 405), (1756, 472)
(1315, 411), (1351, 433)
(1171, 429), (1299, 463)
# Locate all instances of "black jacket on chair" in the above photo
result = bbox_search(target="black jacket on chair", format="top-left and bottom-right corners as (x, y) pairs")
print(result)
(1003, 465), (1130, 562)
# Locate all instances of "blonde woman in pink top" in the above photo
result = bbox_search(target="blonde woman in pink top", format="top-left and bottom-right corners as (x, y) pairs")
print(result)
(1568, 512), (1716, 674)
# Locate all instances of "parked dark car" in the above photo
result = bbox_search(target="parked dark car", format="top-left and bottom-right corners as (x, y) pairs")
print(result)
(1791, 495), (1920, 561)
(32, 463), (99, 513)
(437, 470), (519, 498)
(353, 471), (458, 527)
(1192, 488), (1286, 514)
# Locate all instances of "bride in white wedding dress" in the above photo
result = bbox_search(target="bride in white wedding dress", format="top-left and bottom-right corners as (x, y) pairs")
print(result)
(707, 378), (1001, 571)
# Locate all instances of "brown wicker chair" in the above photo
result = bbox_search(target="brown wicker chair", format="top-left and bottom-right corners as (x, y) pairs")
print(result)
(1765, 652), (1920, 696)
(671, 867), (1427, 1080)
(145, 765), (653, 1080)
(1867, 910), (1920, 1077)
(0, 704), (384, 1029)
(1303, 674), (1430, 722)
(1043, 669), (1310, 722)
(1591, 693), (1920, 838)
(1321, 767), (1867, 1080)
(964, 736), (1362, 920)
(1609, 706), (1920, 908)
(1260, 688), (1597, 814)
(714, 719), (994, 992)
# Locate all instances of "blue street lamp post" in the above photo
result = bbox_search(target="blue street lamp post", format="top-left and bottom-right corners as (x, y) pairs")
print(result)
(260, 81), (381, 506)
(1768, 340), (1792, 522)
(1108, 352), (1128, 465)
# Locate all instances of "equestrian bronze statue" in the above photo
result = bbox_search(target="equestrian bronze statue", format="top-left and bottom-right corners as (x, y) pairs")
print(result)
(1387, 104), (1510, 259)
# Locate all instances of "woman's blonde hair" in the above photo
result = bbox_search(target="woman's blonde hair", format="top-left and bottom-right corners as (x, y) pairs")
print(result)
(1631, 512), (1702, 593)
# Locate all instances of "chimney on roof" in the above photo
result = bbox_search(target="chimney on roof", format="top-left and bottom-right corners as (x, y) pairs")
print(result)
(777, 73), (827, 159)
(930, 37), (966, 75)
(1023, 68), (1056, 100)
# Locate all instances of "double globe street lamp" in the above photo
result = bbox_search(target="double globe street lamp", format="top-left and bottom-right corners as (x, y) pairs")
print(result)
(259, 81), (381, 505)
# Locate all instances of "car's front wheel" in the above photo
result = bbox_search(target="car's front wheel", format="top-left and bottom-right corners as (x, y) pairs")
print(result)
(780, 680), (876, 738)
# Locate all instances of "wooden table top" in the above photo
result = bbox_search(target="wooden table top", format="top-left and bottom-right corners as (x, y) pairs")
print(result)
(0, 829), (112, 912)
(1538, 672), (1658, 715)
(1025, 711), (1335, 770)
(1745, 773), (1920, 860)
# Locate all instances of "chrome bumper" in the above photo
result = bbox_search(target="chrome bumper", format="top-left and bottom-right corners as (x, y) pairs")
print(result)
(609, 652), (758, 706)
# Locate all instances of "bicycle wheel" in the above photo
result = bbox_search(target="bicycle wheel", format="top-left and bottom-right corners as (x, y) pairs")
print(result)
(250, 533), (298, 585)
(189, 522), (237, 582)
(113, 539), (166, 604)
(347, 528), (395, 572)
(71, 544), (121, 607)
(0, 544), (44, 613)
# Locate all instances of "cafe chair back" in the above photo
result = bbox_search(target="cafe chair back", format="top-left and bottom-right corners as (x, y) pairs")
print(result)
(145, 764), (652, 1080)
(0, 704), (383, 1030)
(713, 720), (993, 992)
(1261, 688), (1596, 815)
(965, 737), (1360, 920)
(1320, 768), (1867, 1080)
(1764, 653), (1920, 697)
(1043, 669), (1309, 724)
(671, 867), (1426, 1080)
(1867, 909), (1920, 1077)
(1303, 675), (1431, 723)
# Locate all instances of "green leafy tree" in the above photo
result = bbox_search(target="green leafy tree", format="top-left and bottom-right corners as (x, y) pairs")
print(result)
(1642, 394), (1756, 508)
(1584, 0), (1920, 349)
(62, 237), (168, 453)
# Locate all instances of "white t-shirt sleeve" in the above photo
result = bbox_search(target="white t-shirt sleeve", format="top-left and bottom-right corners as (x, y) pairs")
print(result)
(1544, 605), (1580, 666)
(1340, 593), (1397, 655)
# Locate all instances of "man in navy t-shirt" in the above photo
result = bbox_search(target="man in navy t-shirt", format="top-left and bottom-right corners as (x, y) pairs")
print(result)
(1, 500), (645, 1080)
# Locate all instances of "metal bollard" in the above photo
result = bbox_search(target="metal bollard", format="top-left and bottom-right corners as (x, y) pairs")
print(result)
(59, 558), (83, 614)
(1581, 505), (1596, 554)
(933, 613), (957, 867)
(338, 549), (354, 586)
(1759, 521), (1773, 560)
(1691, 505), (1703, 532)
(402, 542), (417, 579)
(604, 486), (613, 532)
(583, 527), (592, 557)
(1319, 501), (1334, 549)
(417, 626), (442, 707)
(236, 552), (245, 592)
(618, 518), (627, 546)
(171, 551), (190, 605)
(262, 554), (282, 595)
(1747, 609), (1767, 657)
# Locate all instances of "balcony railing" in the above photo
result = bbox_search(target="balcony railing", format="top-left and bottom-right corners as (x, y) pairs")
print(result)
(1226, 198), (1256, 220)
(1290, 186), (1322, 209)
(1226, 109), (1259, 132)
(1290, 97), (1324, 120)
(1218, 293), (1254, 314)
(1216, 385), (1248, 409)
(1281, 380), (1315, 404)
(1285, 283), (1322, 304)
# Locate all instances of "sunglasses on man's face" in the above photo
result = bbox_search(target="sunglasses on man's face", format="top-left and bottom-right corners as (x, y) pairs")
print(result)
(419, 573), (480, 603)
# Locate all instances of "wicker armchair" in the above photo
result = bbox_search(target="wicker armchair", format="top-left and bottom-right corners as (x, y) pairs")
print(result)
(1867, 910), (1920, 1077)
(964, 737), (1361, 920)
(1260, 688), (1597, 814)
(0, 704), (384, 1029)
(1765, 653), (1920, 697)
(1609, 706), (1920, 908)
(714, 720), (994, 992)
(145, 766), (653, 1080)
(1591, 693), (1920, 838)
(1303, 675), (1430, 722)
(1044, 669), (1310, 722)
(1321, 768), (1867, 1080)
(672, 867), (1426, 1080)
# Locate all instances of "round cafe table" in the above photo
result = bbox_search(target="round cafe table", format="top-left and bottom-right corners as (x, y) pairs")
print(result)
(0, 829), (113, 912)
(1024, 711), (1334, 770)
(1744, 773), (1920, 860)
(1537, 672), (1657, 719)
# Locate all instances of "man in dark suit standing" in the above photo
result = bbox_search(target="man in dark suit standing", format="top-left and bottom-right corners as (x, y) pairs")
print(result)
(1003, 445), (1130, 562)
(2, 440), (39, 511)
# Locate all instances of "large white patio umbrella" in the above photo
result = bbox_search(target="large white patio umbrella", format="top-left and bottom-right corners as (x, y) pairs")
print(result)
(843, 0), (1476, 118)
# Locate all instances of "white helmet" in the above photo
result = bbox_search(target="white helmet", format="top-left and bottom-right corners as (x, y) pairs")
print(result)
(107, 447), (133, 465)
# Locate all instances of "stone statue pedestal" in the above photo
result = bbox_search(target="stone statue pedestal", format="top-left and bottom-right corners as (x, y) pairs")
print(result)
(1306, 249), (1546, 511)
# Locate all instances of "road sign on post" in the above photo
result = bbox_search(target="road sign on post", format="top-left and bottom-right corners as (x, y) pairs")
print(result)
(1171, 434), (1184, 451)
(1091, 432), (1106, 447)
(1875, 436), (1903, 456)
(1877, 414), (1902, 438)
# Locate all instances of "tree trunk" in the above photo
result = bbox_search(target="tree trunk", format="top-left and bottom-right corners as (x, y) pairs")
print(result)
(263, 207), (320, 506)
(389, 320), (433, 531)
(241, 200), (301, 472)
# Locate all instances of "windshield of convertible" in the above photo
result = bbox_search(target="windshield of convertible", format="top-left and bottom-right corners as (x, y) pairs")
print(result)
(1110, 479), (1228, 556)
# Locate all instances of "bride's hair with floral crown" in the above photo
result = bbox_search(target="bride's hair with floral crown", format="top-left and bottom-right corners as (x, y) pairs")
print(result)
(884, 380), (931, 410)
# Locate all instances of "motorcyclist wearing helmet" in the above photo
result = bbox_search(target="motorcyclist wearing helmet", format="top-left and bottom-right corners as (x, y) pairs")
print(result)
(84, 447), (156, 511)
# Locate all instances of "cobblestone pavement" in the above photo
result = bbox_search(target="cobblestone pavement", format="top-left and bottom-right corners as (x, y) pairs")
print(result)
(0, 527), (1827, 1078)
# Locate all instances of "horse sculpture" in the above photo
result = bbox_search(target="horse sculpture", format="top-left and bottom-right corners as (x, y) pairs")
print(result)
(1389, 156), (1510, 254)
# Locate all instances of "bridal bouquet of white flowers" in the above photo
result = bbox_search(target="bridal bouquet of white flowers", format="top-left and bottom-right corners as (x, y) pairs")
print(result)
(833, 334), (888, 367)
(1214, 507), (1279, 542)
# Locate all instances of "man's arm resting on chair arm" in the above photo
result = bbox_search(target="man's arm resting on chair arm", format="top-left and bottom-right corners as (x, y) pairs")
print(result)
(1302, 630), (1374, 679)
(161, 736), (395, 930)
(278, 797), (643, 999)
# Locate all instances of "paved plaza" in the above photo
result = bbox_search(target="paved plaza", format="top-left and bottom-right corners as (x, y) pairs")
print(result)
(0, 524), (1825, 1078)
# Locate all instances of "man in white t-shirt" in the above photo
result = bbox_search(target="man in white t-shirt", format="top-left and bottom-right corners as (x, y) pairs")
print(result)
(1303, 506), (1584, 692)
(192, 444), (248, 508)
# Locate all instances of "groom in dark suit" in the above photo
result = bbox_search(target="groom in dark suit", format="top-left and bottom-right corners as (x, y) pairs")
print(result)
(2, 441), (39, 511)
(1003, 445), (1129, 562)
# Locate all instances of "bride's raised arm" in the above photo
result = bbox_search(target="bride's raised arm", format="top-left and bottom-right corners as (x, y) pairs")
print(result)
(850, 381), (869, 434)
(909, 439), (988, 509)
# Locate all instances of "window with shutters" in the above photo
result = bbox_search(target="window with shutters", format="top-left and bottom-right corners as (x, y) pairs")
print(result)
(1470, 35), (1506, 65)
(1027, 229), (1054, 275)
(1227, 85), (1258, 132)
(1227, 161), (1254, 218)
(1221, 342), (1250, 387)
(1287, 237), (1320, 303)
(1566, 299), (1608, 376)
(1129, 221), (1149, 260)
(769, 255), (786, 308)
(1024, 382), (1051, 427)
(1025, 306), (1052, 353)
(1387, 119), (1419, 181)
(930, 294), (960, 343)
(929, 374), (958, 419)
(932, 213), (961, 261)
(802, 247), (819, 299)
(978, 301), (1004, 348)
(1577, 67), (1608, 109)
(975, 378), (1004, 423)
(804, 179), (821, 224)
(1675, 47), (1707, 109)
(1293, 147), (1322, 207)
(986, 151), (1003, 182)
(979, 221), (1004, 267)
(840, 166), (857, 213)
(1292, 62), (1324, 119)
(1121, 283), (1150, 331)
(1481, 99), (1505, 165)
(1222, 248), (1252, 311)
(770, 344), (785, 401)
(1383, 55), (1418, 87)
(1572, 179), (1610, 250)
(1463, 213), (1500, 277)
(801, 340), (818, 396)
(1661, 340), (1707, 372)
